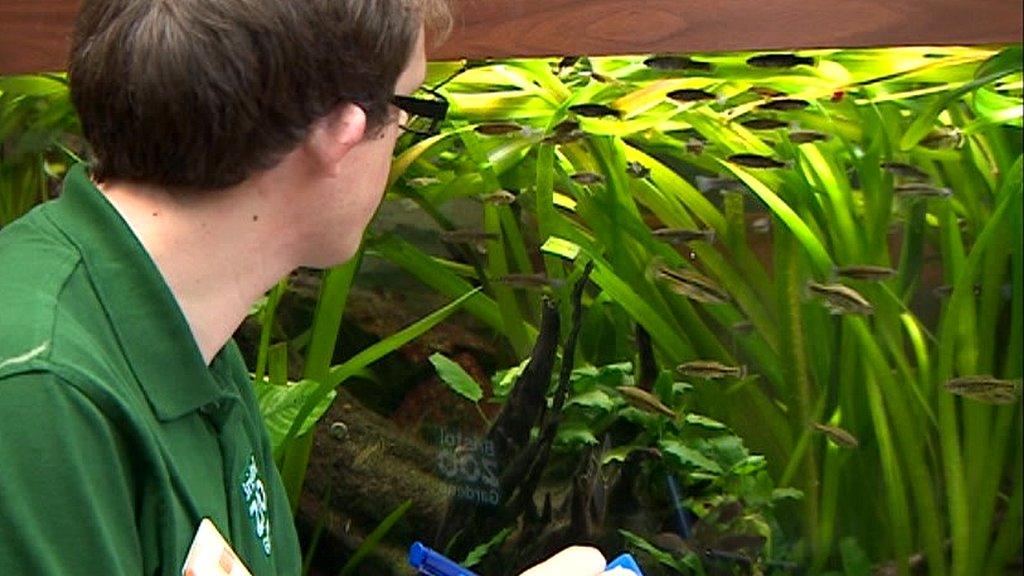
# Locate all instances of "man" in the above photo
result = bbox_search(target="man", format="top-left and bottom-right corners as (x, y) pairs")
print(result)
(0, 0), (629, 574)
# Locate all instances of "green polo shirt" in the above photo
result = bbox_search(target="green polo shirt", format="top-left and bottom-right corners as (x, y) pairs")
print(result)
(0, 164), (301, 575)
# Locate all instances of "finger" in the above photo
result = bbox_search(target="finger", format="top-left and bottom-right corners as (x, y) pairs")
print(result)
(517, 546), (608, 576)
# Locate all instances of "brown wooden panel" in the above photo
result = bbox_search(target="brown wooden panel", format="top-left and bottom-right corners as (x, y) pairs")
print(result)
(1, 0), (1021, 75)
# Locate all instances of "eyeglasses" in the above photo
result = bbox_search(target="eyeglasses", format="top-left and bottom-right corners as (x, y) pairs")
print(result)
(390, 87), (449, 139)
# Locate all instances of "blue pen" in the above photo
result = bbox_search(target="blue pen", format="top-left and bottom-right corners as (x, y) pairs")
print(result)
(409, 542), (644, 576)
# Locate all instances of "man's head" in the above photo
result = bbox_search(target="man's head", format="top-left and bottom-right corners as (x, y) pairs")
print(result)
(68, 0), (451, 191)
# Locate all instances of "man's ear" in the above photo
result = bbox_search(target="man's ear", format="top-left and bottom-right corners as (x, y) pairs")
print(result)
(305, 103), (367, 178)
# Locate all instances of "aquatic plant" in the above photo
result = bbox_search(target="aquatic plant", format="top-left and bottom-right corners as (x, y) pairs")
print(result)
(377, 44), (1023, 574)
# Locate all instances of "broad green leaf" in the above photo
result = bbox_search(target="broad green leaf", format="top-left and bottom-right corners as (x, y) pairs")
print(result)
(429, 352), (483, 403)
(660, 439), (724, 474)
(462, 527), (513, 568)
(566, 389), (616, 411)
(255, 378), (337, 453)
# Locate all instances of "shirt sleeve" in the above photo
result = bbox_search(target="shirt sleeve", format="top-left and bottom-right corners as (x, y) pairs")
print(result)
(0, 371), (145, 574)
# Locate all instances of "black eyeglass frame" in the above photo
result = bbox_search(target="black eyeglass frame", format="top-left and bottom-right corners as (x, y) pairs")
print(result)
(390, 88), (449, 137)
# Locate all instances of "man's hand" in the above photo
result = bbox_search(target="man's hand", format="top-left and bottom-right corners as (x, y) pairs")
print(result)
(517, 546), (635, 576)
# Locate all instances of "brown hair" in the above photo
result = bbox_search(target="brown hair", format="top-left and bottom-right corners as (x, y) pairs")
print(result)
(69, 0), (452, 190)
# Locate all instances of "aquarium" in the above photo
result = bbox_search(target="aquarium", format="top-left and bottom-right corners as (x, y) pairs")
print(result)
(1, 43), (1021, 576)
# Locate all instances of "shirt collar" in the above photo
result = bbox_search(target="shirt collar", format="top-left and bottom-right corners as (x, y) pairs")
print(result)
(48, 164), (236, 421)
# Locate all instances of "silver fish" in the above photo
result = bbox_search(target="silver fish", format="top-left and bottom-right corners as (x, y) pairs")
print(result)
(617, 385), (677, 418)
(653, 227), (716, 244)
(626, 161), (651, 179)
(694, 175), (745, 194)
(894, 183), (953, 198)
(750, 216), (772, 234)
(880, 162), (929, 181)
(835, 265), (897, 281)
(475, 122), (524, 136)
(406, 176), (441, 187)
(571, 172), (604, 185)
(807, 281), (874, 315)
(495, 273), (564, 290)
(919, 127), (964, 149)
(481, 190), (517, 205)
(676, 360), (747, 380)
(944, 376), (1022, 405)
(655, 266), (732, 304)
(812, 422), (859, 448)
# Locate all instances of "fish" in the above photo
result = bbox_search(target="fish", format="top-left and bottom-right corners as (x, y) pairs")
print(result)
(731, 320), (755, 334)
(544, 120), (585, 144)
(571, 172), (604, 185)
(406, 176), (441, 187)
(750, 216), (771, 234)
(626, 161), (651, 179)
(438, 229), (499, 244)
(728, 153), (788, 169)
(758, 98), (811, 111)
(676, 360), (747, 380)
(740, 118), (790, 130)
(684, 138), (706, 155)
(495, 273), (564, 290)
(654, 266), (732, 304)
(894, 183), (953, 198)
(919, 127), (964, 149)
(746, 53), (815, 68)
(807, 281), (874, 315)
(474, 122), (524, 136)
(643, 55), (713, 72)
(653, 227), (717, 244)
(835, 265), (897, 281)
(811, 422), (860, 448)
(569, 103), (621, 118)
(694, 175), (745, 194)
(616, 385), (677, 418)
(667, 88), (718, 102)
(555, 56), (580, 71)
(788, 130), (830, 144)
(749, 86), (788, 98)
(880, 161), (929, 181)
(480, 190), (517, 205)
(944, 375), (1022, 405)
(930, 283), (1012, 300)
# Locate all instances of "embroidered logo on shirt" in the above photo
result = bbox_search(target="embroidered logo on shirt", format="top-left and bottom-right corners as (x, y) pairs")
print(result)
(240, 454), (272, 556)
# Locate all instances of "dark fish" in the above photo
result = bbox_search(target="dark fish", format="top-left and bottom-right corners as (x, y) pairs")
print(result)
(741, 118), (790, 130)
(677, 360), (746, 380)
(919, 127), (964, 149)
(569, 103), (621, 118)
(694, 175), (745, 194)
(880, 161), (929, 181)
(788, 130), (830, 144)
(667, 88), (717, 102)
(644, 55), (713, 72)
(496, 273), (564, 290)
(655, 266), (732, 304)
(758, 98), (811, 111)
(728, 153), (788, 169)
(438, 229), (499, 244)
(571, 172), (604, 185)
(480, 190), (517, 205)
(807, 281), (874, 315)
(944, 375), (1022, 405)
(617, 386), (677, 418)
(653, 227), (717, 244)
(626, 161), (651, 178)
(835, 265), (897, 281)
(474, 122), (524, 136)
(746, 53), (815, 68)
(894, 183), (953, 198)
(749, 86), (788, 98)
(812, 422), (860, 448)
(544, 120), (585, 144)
(556, 56), (580, 71)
